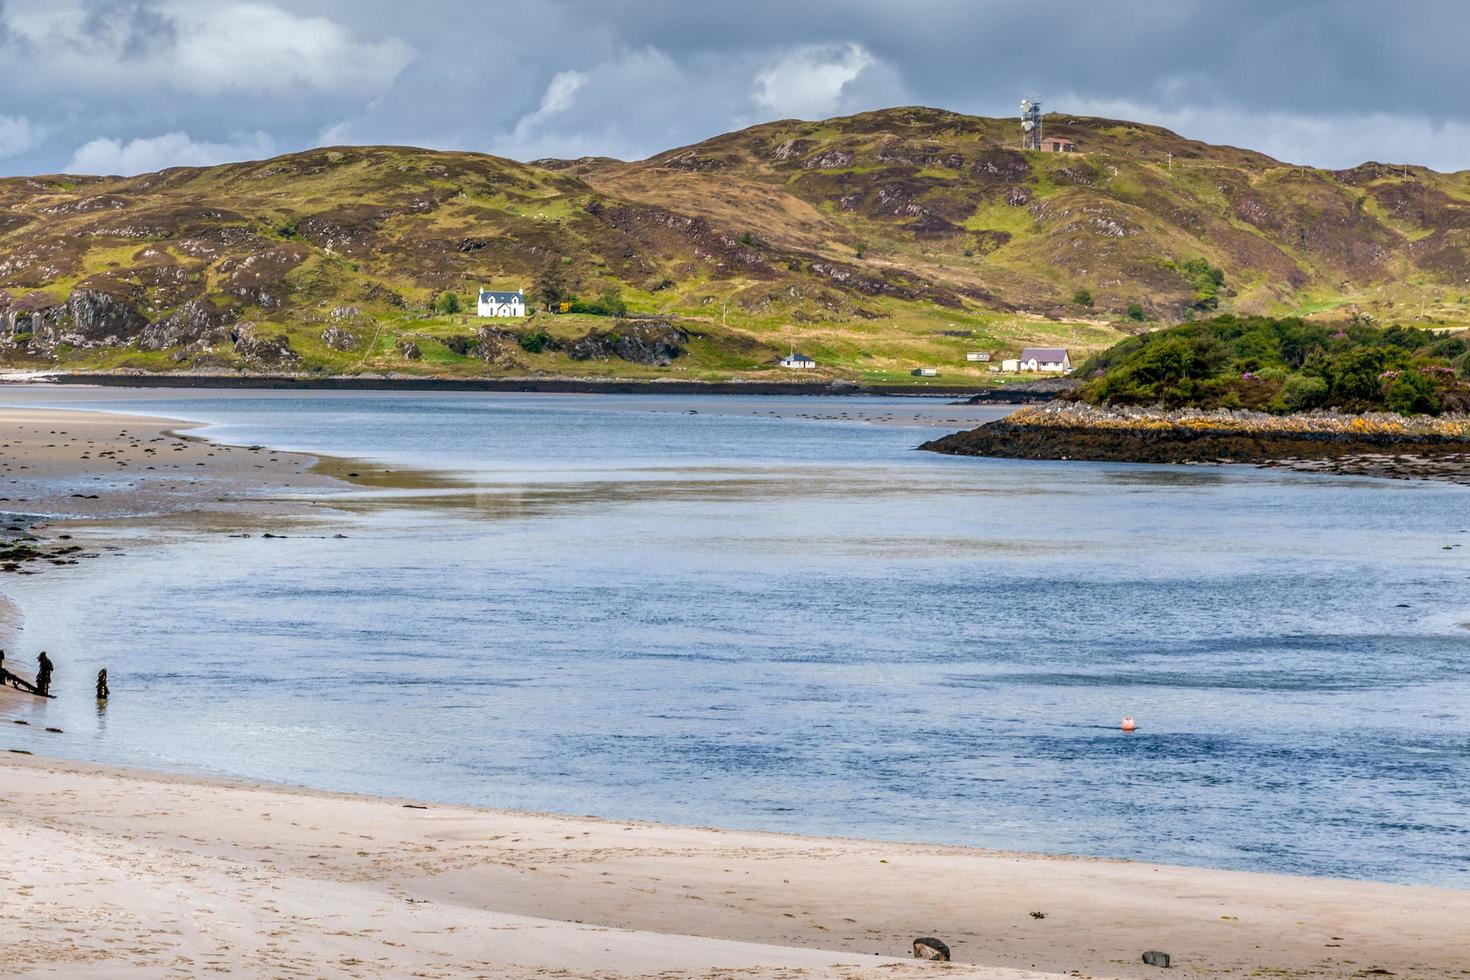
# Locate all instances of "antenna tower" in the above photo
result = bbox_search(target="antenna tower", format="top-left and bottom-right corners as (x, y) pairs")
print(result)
(1020, 99), (1043, 151)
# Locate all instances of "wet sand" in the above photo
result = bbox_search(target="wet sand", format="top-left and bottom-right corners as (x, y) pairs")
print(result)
(3, 751), (1468, 979)
(0, 406), (336, 520)
(0, 406), (343, 705)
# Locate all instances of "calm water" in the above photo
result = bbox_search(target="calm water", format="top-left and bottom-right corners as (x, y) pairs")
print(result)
(2, 387), (1469, 887)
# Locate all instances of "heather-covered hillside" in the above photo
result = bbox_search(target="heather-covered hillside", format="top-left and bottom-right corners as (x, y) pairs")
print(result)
(3, 107), (1469, 382)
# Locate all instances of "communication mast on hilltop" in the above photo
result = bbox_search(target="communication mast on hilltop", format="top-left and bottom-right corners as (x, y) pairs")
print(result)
(1020, 99), (1043, 151)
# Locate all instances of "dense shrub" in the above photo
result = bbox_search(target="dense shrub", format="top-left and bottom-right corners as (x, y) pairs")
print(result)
(569, 287), (628, 317)
(1280, 374), (1328, 411)
(518, 329), (552, 353)
(1074, 315), (1469, 416)
(1178, 257), (1226, 311)
(1385, 370), (1441, 415)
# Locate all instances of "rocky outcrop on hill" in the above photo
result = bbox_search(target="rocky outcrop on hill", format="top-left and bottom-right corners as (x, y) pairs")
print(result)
(0, 287), (150, 349)
(320, 325), (360, 351)
(139, 298), (230, 351)
(59, 288), (149, 345)
(231, 324), (298, 365)
(567, 321), (687, 366)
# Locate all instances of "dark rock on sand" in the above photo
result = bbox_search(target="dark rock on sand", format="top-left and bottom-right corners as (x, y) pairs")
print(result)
(1142, 950), (1172, 968)
(912, 937), (950, 961)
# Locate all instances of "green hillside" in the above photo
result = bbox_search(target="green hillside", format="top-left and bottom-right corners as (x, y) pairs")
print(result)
(2, 106), (1470, 383)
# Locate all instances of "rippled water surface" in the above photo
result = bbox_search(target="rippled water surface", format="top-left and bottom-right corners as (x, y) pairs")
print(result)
(2, 387), (1468, 886)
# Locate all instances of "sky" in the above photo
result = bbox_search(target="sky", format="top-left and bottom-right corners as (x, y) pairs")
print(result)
(1, 0), (1468, 177)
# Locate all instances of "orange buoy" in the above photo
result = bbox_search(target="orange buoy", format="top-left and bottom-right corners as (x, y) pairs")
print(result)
(1121, 716), (1137, 732)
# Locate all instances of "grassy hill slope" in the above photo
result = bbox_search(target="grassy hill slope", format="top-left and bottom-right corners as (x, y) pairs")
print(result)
(3, 106), (1470, 383)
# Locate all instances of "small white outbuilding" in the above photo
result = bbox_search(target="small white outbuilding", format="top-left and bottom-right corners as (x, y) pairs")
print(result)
(779, 352), (816, 370)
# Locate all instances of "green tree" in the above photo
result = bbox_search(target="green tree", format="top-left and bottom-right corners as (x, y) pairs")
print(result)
(597, 287), (628, 317)
(1179, 257), (1225, 311)
(1325, 347), (1387, 403)
(1280, 374), (1328, 411)
(518, 329), (552, 354)
(1126, 303), (1146, 322)
(1072, 287), (1093, 307)
(1384, 371), (1440, 415)
(433, 291), (461, 314)
(535, 263), (568, 308)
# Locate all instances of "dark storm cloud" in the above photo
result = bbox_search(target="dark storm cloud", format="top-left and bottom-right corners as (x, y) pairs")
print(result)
(2, 0), (1468, 175)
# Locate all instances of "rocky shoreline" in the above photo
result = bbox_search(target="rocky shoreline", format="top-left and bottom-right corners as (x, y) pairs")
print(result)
(921, 405), (1470, 484)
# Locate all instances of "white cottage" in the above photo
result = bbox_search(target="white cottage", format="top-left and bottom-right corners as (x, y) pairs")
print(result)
(477, 288), (526, 318)
(1017, 347), (1071, 373)
(778, 352), (816, 370)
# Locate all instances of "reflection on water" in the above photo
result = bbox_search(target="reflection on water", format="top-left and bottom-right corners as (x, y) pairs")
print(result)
(0, 388), (1468, 888)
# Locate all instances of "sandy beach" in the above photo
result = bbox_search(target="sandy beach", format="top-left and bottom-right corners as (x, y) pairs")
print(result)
(3, 751), (1469, 979)
(0, 405), (334, 521)
(2, 400), (1469, 979)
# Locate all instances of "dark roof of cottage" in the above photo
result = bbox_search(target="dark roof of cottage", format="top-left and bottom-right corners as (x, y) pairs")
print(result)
(782, 352), (814, 361)
(1019, 347), (1069, 361)
(479, 289), (524, 302)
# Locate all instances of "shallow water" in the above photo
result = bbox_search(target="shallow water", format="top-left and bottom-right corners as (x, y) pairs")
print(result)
(2, 387), (1469, 887)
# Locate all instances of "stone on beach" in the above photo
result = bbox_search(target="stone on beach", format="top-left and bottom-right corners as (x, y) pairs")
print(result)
(912, 937), (950, 961)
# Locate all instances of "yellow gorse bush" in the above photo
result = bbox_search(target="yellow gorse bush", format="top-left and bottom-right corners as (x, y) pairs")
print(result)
(1010, 405), (1470, 439)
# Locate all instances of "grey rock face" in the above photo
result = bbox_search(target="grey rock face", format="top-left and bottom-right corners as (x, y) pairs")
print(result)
(61, 289), (149, 346)
(320, 325), (360, 351)
(567, 321), (687, 366)
(139, 298), (229, 351)
(231, 323), (299, 364)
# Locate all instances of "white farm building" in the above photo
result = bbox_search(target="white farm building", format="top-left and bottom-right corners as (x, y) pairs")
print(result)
(478, 289), (526, 318)
(1017, 347), (1071, 373)
(778, 352), (816, 370)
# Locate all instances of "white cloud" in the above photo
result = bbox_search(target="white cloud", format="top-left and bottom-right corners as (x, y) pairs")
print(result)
(510, 69), (589, 142)
(66, 131), (276, 175)
(0, 114), (40, 159)
(753, 43), (877, 120)
(1059, 95), (1470, 171)
(6, 1), (414, 97)
(540, 70), (588, 116)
